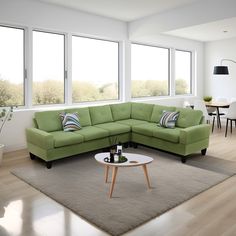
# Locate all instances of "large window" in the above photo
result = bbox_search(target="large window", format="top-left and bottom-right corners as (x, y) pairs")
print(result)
(0, 26), (24, 106)
(72, 36), (119, 102)
(131, 43), (169, 98)
(175, 50), (192, 95)
(33, 31), (65, 105)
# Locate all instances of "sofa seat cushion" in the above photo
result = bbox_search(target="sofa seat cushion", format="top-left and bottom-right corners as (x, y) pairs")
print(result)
(74, 126), (109, 141)
(95, 122), (130, 135)
(50, 131), (84, 148)
(132, 123), (159, 137)
(116, 119), (148, 127)
(153, 127), (181, 143)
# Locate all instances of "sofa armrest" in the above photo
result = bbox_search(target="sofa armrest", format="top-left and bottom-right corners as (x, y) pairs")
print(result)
(179, 124), (211, 145)
(26, 128), (54, 150)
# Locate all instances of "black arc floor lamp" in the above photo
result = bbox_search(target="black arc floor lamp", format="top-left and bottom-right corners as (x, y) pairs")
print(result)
(213, 59), (236, 75)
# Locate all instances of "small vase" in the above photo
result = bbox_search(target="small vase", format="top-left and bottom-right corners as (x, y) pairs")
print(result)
(0, 144), (4, 166)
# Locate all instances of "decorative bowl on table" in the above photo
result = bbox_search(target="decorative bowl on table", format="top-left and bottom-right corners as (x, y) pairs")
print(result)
(203, 96), (212, 102)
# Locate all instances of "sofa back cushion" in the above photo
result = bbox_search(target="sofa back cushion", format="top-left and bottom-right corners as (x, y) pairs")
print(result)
(176, 108), (203, 128)
(131, 103), (154, 121)
(110, 103), (131, 121)
(65, 107), (91, 127)
(89, 105), (113, 125)
(150, 105), (176, 123)
(35, 110), (63, 132)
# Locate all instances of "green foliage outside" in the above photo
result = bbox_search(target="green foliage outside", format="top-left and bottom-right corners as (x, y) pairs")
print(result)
(0, 78), (119, 106)
(132, 80), (168, 97)
(0, 77), (189, 107)
(33, 80), (64, 105)
(72, 81), (118, 102)
(175, 79), (189, 95)
(132, 79), (189, 97)
(0, 79), (24, 106)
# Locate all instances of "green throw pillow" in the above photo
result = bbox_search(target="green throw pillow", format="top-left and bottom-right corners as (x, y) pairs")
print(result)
(60, 112), (82, 132)
(159, 111), (179, 128)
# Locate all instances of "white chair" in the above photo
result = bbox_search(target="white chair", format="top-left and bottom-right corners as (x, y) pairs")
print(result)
(230, 97), (236, 103)
(194, 100), (215, 132)
(225, 101), (236, 137)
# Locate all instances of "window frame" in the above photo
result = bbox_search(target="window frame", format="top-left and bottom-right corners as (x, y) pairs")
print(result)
(131, 42), (171, 100)
(0, 24), (26, 107)
(174, 49), (193, 96)
(71, 34), (121, 104)
(0, 23), (197, 109)
(32, 29), (66, 106)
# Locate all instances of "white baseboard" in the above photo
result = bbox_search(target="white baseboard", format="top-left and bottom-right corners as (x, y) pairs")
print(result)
(3, 143), (27, 153)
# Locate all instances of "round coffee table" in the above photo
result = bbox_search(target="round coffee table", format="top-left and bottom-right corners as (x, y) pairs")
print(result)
(95, 152), (153, 198)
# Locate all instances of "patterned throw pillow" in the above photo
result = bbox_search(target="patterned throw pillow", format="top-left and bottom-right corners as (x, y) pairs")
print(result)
(60, 112), (82, 131)
(159, 111), (179, 128)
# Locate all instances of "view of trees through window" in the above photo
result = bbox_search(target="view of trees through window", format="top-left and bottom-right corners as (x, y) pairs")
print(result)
(72, 36), (119, 102)
(0, 26), (24, 107)
(0, 25), (194, 107)
(175, 50), (192, 95)
(131, 43), (169, 98)
(33, 31), (65, 105)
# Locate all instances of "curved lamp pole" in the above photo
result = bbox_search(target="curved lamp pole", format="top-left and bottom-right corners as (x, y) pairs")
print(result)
(213, 59), (236, 75)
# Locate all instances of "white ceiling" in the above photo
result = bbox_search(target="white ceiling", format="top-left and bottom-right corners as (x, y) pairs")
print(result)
(165, 17), (236, 42)
(36, 0), (236, 42)
(37, 0), (201, 22)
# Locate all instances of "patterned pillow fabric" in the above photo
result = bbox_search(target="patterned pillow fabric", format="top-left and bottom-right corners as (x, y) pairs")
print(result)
(159, 111), (179, 128)
(60, 112), (82, 131)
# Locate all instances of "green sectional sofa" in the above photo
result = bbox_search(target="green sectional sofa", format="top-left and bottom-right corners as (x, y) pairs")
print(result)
(26, 102), (211, 168)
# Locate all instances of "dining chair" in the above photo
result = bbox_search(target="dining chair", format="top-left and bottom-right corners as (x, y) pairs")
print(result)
(230, 97), (236, 102)
(210, 97), (228, 128)
(225, 101), (236, 137)
(194, 99), (215, 132)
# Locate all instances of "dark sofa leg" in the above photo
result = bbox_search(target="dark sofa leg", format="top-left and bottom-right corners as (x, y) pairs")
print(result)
(46, 161), (52, 169)
(201, 148), (207, 156)
(29, 152), (36, 160)
(181, 157), (186, 163)
(102, 147), (109, 152)
(129, 142), (133, 147)
(124, 142), (129, 148)
(133, 142), (138, 149)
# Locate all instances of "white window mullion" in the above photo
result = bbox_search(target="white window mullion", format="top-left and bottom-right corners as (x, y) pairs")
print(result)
(24, 27), (33, 108)
(170, 48), (175, 97)
(64, 33), (71, 105)
(192, 51), (196, 96)
(124, 40), (131, 102)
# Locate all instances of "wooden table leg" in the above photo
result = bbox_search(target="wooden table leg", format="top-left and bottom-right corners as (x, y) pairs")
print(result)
(109, 166), (118, 198)
(105, 166), (109, 183)
(216, 107), (221, 129)
(142, 164), (151, 189)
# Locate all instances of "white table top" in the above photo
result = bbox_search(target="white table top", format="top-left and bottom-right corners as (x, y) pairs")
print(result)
(95, 152), (153, 167)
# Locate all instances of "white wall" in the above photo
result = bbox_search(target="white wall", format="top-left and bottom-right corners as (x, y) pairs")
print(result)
(205, 37), (236, 100)
(0, 0), (127, 40)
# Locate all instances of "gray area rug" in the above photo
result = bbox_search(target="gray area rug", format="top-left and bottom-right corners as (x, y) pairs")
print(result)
(11, 147), (236, 236)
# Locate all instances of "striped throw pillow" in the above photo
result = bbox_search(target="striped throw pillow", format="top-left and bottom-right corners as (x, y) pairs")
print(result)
(60, 112), (82, 131)
(159, 111), (179, 128)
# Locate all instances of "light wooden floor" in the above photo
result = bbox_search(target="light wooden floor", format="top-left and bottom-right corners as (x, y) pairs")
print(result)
(1, 125), (236, 236)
